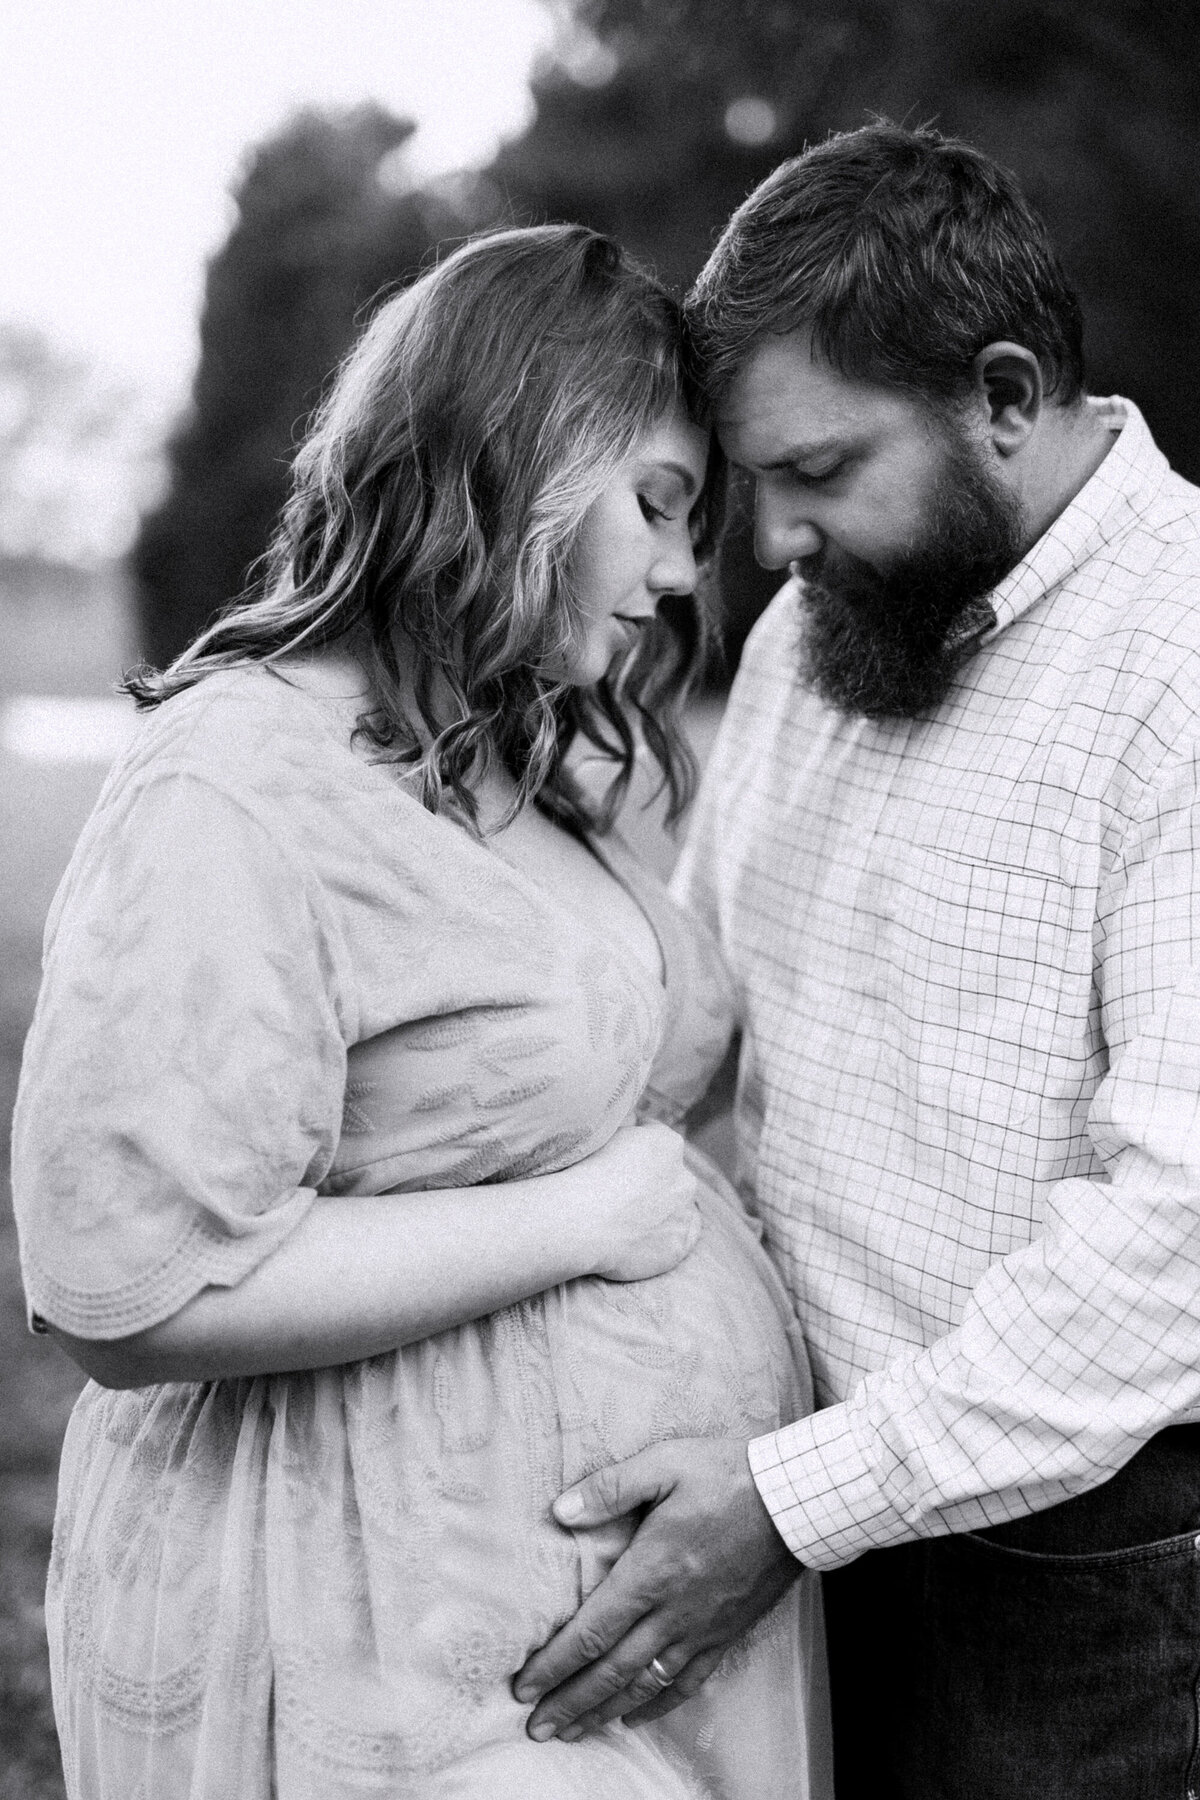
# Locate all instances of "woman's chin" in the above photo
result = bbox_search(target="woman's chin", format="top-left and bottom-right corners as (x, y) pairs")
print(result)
(547, 623), (639, 689)
(559, 650), (617, 688)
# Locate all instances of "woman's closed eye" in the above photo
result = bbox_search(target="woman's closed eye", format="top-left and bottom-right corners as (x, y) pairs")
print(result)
(639, 493), (676, 525)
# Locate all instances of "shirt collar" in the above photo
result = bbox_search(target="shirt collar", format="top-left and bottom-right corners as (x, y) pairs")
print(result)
(982, 396), (1170, 639)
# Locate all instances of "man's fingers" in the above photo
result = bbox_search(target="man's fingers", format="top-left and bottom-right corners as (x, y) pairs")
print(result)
(624, 1644), (728, 1724)
(523, 1617), (683, 1740)
(565, 1641), (719, 1732)
(514, 1447), (683, 1706)
(513, 1577), (651, 1705)
(549, 1640), (730, 1738)
(513, 1436), (791, 1730)
(551, 1444), (673, 1529)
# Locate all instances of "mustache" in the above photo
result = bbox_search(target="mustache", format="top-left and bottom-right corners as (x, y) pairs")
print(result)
(793, 546), (884, 606)
(793, 546), (939, 640)
(794, 539), (916, 594)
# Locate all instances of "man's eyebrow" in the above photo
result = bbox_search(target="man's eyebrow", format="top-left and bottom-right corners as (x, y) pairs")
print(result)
(743, 435), (851, 473)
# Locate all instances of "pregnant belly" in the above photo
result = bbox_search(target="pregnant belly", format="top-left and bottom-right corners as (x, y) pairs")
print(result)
(541, 1148), (810, 1598)
(264, 1149), (802, 1721)
(548, 1147), (808, 1475)
(51, 1151), (807, 1788)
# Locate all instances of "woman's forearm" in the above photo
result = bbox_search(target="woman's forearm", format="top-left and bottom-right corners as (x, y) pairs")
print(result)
(55, 1171), (608, 1388)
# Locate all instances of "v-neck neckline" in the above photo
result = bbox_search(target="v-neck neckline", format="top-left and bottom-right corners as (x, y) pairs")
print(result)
(286, 665), (671, 998)
(481, 821), (670, 997)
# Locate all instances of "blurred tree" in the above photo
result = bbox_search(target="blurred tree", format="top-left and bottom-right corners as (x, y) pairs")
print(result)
(496, 0), (1200, 671)
(133, 6), (1200, 677)
(131, 104), (481, 666)
(0, 326), (163, 568)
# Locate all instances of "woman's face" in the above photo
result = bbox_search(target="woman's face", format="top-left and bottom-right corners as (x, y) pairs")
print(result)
(564, 407), (710, 688)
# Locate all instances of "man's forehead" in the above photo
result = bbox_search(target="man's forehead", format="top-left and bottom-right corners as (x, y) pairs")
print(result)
(716, 334), (919, 464)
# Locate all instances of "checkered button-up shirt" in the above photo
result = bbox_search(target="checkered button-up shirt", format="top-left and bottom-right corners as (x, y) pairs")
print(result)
(674, 398), (1200, 1570)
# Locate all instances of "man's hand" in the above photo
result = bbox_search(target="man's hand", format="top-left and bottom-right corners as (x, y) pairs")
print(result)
(512, 1437), (800, 1740)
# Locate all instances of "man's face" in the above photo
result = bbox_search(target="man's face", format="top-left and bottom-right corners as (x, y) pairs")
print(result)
(716, 331), (1026, 717)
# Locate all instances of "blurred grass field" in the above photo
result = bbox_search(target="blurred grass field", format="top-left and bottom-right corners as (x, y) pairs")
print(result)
(1, 560), (132, 1799)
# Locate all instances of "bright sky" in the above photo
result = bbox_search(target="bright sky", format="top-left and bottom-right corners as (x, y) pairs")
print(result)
(0, 0), (556, 404)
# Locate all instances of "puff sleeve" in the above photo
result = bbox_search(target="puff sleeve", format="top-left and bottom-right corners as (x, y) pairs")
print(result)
(12, 767), (350, 1339)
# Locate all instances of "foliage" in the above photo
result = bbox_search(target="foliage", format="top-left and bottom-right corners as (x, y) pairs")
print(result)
(131, 105), (479, 667)
(132, 4), (1200, 673)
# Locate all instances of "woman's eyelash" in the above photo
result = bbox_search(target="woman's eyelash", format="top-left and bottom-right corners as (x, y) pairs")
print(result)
(639, 495), (669, 522)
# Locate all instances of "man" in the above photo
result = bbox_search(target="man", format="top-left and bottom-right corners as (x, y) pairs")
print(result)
(513, 123), (1200, 1795)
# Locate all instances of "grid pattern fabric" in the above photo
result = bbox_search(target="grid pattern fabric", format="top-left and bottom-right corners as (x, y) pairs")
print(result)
(673, 398), (1200, 1569)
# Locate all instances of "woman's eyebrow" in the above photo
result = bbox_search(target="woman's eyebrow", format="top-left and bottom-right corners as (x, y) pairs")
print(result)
(639, 459), (701, 497)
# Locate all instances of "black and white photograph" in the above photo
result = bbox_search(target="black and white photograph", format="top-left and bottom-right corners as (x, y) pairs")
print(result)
(4, 3), (1200, 1795)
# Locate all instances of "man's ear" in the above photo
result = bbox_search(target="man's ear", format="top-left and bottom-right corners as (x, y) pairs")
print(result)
(970, 342), (1042, 456)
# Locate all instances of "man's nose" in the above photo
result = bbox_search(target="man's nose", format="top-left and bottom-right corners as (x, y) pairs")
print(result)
(753, 489), (822, 570)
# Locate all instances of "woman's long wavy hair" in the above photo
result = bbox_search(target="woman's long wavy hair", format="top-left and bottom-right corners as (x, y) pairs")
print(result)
(126, 224), (723, 834)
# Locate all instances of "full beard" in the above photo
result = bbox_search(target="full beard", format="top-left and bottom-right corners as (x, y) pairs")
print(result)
(795, 431), (1026, 719)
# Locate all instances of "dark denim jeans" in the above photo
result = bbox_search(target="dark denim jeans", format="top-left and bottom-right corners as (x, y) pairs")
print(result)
(822, 1426), (1200, 1799)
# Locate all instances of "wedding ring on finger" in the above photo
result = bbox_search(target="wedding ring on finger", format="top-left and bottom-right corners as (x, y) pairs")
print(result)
(645, 1655), (675, 1691)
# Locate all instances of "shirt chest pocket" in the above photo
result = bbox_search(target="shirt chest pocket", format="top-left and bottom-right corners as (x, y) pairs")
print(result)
(878, 841), (1090, 1129)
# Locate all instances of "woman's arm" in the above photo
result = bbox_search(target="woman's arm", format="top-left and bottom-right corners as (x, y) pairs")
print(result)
(51, 1121), (699, 1388)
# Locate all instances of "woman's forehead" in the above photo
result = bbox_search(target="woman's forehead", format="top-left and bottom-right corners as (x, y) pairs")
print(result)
(631, 409), (709, 486)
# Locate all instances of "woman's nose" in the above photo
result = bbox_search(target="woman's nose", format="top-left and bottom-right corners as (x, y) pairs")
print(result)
(650, 523), (699, 595)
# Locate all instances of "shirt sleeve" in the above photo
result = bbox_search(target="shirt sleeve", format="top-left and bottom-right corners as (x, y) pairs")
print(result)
(12, 767), (349, 1339)
(749, 735), (1200, 1569)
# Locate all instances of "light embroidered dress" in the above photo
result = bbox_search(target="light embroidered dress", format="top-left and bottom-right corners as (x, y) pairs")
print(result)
(13, 662), (830, 1800)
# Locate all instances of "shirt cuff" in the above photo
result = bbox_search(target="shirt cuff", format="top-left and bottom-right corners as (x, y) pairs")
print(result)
(748, 1403), (916, 1571)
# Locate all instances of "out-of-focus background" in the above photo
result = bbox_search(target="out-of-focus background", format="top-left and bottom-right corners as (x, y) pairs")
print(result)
(3, 2), (1200, 1788)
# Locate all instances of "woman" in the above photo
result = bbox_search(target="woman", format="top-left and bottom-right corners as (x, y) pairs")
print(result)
(13, 226), (828, 1799)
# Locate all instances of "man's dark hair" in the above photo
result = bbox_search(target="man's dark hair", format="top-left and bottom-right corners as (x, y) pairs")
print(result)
(687, 121), (1085, 408)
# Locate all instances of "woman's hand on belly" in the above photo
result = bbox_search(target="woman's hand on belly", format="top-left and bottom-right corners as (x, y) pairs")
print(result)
(52, 1123), (701, 1388)
(585, 1121), (702, 1282)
